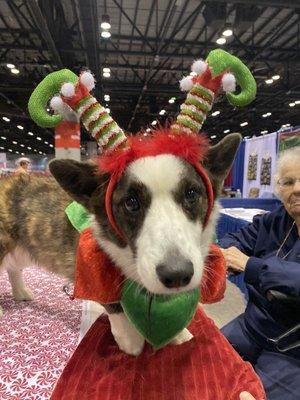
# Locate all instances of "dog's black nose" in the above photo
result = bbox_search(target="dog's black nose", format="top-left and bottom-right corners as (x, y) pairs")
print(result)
(156, 261), (194, 288)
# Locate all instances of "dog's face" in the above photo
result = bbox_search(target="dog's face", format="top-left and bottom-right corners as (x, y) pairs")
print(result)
(50, 133), (241, 295)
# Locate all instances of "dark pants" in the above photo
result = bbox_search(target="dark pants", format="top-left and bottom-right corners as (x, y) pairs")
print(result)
(222, 314), (300, 400)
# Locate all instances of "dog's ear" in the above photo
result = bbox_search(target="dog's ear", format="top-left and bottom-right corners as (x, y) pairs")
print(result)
(203, 133), (242, 196)
(49, 159), (104, 209)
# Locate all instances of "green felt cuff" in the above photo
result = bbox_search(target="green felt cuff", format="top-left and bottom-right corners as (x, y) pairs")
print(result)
(121, 279), (199, 349)
(65, 201), (91, 232)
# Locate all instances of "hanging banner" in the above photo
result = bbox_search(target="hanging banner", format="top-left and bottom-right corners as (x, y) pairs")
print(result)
(242, 132), (277, 198)
(278, 127), (300, 152)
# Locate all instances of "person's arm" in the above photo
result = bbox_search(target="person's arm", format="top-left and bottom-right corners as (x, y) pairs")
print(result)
(219, 213), (268, 256)
(245, 256), (300, 297)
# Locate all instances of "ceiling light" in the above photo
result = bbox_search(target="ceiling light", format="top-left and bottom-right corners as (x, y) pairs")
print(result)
(272, 75), (280, 80)
(20, 144), (25, 147)
(265, 79), (273, 84)
(103, 71), (111, 78)
(28, 131), (34, 135)
(37, 137), (42, 140)
(295, 100), (300, 104)
(27, 146), (32, 150)
(1, 136), (7, 140)
(261, 130), (268, 134)
(101, 14), (111, 30)
(101, 31), (111, 39)
(146, 128), (151, 132)
(8, 149), (12, 152)
(210, 135), (217, 139)
(0, 146), (4, 150)
(11, 68), (20, 74)
(103, 67), (111, 73)
(216, 37), (226, 45)
(7, 63), (15, 69)
(105, 108), (110, 113)
(168, 97), (176, 104)
(12, 141), (17, 144)
(240, 121), (248, 126)
(44, 141), (48, 144)
(151, 120), (157, 126)
(49, 144), (53, 148)
(17, 125), (24, 130)
(222, 28), (233, 37)
(21, 152), (24, 155)
(224, 129), (230, 133)
(39, 151), (42, 154)
(34, 149), (37, 152)
(159, 109), (166, 115)
(211, 110), (220, 116)
(16, 151), (19, 154)
(2, 116), (10, 122)
(104, 94), (110, 101)
(289, 102), (295, 107)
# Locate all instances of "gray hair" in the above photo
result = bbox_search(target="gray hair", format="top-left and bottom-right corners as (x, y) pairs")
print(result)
(274, 146), (300, 196)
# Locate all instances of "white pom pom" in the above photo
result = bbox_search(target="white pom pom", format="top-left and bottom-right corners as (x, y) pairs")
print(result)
(60, 82), (75, 98)
(180, 76), (194, 92)
(222, 73), (236, 93)
(80, 71), (95, 91)
(50, 96), (64, 113)
(191, 59), (207, 75)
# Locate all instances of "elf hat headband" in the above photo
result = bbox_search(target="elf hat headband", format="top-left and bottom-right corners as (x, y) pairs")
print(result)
(28, 49), (256, 242)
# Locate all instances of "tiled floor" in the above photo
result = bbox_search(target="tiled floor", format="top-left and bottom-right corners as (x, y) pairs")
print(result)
(0, 268), (81, 399)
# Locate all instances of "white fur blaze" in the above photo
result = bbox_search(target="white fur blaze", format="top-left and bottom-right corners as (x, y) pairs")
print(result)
(129, 155), (208, 294)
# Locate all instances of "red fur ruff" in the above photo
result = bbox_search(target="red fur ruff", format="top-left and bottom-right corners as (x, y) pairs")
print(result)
(98, 130), (209, 178)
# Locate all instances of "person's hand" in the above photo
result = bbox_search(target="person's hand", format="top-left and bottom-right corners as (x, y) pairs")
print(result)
(239, 392), (258, 400)
(221, 246), (249, 273)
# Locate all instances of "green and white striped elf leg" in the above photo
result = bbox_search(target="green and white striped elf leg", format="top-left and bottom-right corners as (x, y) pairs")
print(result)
(74, 94), (127, 151)
(171, 83), (214, 135)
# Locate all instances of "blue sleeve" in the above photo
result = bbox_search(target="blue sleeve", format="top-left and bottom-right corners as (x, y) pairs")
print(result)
(245, 256), (300, 297)
(218, 214), (268, 256)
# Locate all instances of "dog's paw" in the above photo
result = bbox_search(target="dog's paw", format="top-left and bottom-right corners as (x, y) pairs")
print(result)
(109, 312), (145, 356)
(13, 286), (34, 301)
(113, 331), (145, 356)
(171, 328), (194, 345)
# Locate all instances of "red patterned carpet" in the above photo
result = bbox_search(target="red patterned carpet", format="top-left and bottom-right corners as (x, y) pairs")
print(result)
(0, 268), (81, 399)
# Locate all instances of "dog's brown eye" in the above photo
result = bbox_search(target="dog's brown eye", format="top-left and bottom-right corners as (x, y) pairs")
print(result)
(124, 196), (140, 213)
(184, 188), (199, 204)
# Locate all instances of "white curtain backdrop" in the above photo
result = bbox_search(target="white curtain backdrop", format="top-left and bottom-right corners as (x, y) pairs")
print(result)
(242, 132), (277, 198)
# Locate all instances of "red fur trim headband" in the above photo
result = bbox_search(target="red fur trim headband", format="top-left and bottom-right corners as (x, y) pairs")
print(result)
(98, 130), (214, 242)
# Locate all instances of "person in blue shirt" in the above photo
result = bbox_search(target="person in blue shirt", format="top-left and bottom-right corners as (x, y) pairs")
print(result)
(219, 146), (300, 400)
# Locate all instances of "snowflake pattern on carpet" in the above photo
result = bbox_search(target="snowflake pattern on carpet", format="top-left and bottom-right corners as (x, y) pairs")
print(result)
(0, 268), (82, 399)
